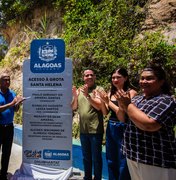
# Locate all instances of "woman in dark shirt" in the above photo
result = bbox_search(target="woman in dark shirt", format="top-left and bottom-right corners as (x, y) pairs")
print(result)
(99, 67), (137, 180)
(116, 65), (176, 180)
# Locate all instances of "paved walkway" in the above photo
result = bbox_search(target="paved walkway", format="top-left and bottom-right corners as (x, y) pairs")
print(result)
(9, 143), (23, 174)
(0, 143), (22, 179)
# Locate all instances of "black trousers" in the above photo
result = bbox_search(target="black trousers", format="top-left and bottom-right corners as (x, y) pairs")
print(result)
(0, 124), (14, 176)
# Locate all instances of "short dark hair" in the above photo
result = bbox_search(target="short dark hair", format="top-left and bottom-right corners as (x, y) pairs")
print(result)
(82, 69), (95, 76)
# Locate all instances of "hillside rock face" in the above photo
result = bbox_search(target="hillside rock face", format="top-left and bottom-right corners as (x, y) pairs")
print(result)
(2, 7), (63, 47)
(143, 0), (176, 43)
(0, 7), (63, 92)
(2, 0), (176, 47)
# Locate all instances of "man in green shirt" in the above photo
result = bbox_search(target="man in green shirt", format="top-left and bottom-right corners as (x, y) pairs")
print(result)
(72, 69), (104, 180)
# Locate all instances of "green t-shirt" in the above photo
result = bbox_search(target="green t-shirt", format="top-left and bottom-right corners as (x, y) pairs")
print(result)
(78, 85), (104, 134)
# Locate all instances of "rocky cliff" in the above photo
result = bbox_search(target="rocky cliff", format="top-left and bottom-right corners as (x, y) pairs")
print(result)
(0, 7), (63, 92)
(143, 0), (176, 43)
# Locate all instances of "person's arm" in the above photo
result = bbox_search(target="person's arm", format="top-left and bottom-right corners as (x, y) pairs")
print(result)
(105, 98), (126, 122)
(0, 97), (17, 112)
(80, 84), (102, 111)
(95, 89), (109, 114)
(126, 103), (161, 131)
(100, 100), (109, 115)
(86, 94), (102, 111)
(71, 96), (78, 111)
(71, 86), (79, 111)
(14, 96), (24, 112)
(97, 90), (124, 118)
(116, 90), (161, 132)
(111, 89), (137, 116)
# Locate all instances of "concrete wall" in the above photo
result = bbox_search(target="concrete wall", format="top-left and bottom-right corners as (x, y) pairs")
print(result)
(14, 125), (108, 179)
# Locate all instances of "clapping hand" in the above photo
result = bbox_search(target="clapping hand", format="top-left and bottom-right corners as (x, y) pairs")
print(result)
(72, 86), (80, 98)
(115, 89), (131, 111)
(80, 84), (89, 97)
(96, 90), (109, 105)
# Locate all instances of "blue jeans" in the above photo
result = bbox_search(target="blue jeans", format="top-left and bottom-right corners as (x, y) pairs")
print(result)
(106, 120), (131, 180)
(80, 133), (103, 180)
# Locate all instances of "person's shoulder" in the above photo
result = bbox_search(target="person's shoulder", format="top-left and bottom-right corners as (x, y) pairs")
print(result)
(9, 89), (16, 96)
(131, 94), (143, 102)
(154, 94), (176, 109)
(9, 89), (15, 93)
(96, 85), (104, 91)
(129, 89), (138, 98)
(161, 94), (176, 103)
(129, 88), (137, 93)
(159, 94), (174, 101)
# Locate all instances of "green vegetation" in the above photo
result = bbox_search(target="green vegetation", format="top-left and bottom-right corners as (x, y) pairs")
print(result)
(0, 0), (175, 127)
(0, 0), (55, 25)
(0, 43), (7, 59)
(0, 35), (8, 59)
(62, 0), (148, 89)
(60, 0), (175, 93)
